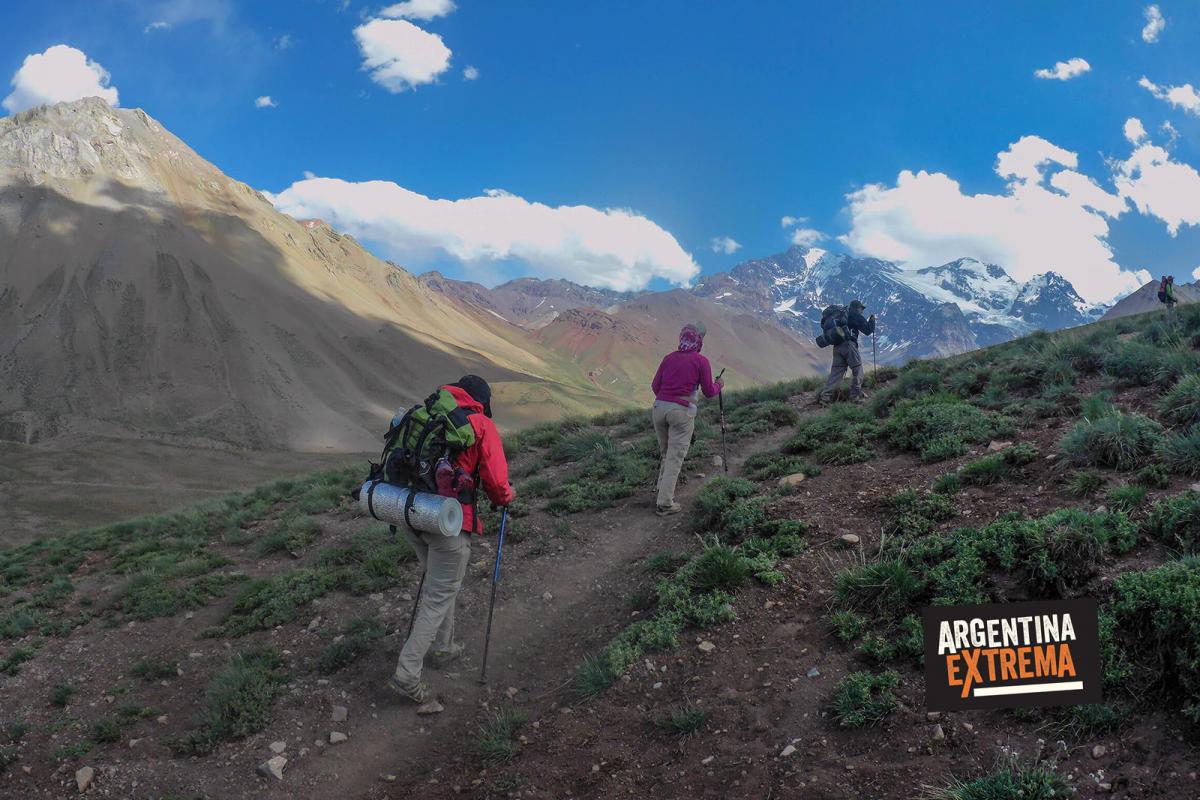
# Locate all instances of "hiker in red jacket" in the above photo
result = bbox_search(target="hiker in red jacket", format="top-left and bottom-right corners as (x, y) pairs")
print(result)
(389, 375), (514, 707)
(650, 323), (722, 516)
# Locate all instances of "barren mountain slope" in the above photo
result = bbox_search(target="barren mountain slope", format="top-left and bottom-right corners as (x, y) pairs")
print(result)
(533, 289), (825, 400)
(1100, 278), (1200, 321)
(0, 99), (608, 452)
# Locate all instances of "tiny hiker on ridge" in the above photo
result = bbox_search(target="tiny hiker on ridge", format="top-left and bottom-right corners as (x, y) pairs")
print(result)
(384, 375), (514, 707)
(817, 299), (875, 405)
(650, 323), (723, 516)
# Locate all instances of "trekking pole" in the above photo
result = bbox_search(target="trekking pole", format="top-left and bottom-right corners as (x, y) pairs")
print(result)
(478, 506), (509, 685)
(716, 368), (728, 474)
(404, 568), (427, 644)
(871, 325), (878, 387)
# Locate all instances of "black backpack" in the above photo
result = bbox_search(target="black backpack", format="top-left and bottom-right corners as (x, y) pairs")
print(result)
(816, 305), (851, 347)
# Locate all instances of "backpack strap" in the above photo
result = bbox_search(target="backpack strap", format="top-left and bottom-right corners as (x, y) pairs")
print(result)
(403, 488), (417, 532)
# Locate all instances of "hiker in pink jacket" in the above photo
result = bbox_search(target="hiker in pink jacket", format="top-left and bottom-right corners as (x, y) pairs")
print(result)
(650, 323), (722, 515)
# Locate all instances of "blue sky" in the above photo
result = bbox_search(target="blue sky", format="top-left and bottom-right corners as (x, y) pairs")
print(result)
(3, 0), (1199, 301)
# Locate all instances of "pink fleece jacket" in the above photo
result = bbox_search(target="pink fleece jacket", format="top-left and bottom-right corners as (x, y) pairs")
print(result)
(651, 350), (721, 408)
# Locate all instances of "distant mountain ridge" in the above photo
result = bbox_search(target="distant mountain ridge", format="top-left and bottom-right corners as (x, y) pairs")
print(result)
(691, 247), (1104, 361)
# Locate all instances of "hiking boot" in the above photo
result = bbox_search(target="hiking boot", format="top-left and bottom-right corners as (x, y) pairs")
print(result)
(386, 675), (432, 705)
(656, 502), (682, 517)
(429, 642), (464, 668)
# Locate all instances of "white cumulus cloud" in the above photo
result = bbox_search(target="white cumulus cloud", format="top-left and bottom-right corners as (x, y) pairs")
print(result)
(1034, 57), (1091, 81)
(271, 177), (699, 291)
(710, 236), (741, 255)
(1124, 118), (1147, 144)
(255, 95), (278, 108)
(1142, 4), (1165, 43)
(1192, 265), (1200, 282)
(380, 0), (456, 20)
(840, 135), (1148, 303)
(1139, 76), (1200, 117)
(144, 20), (171, 33)
(462, 65), (480, 81)
(354, 18), (451, 92)
(2, 45), (119, 114)
(790, 228), (826, 247)
(780, 215), (807, 228)
(1114, 139), (1200, 236)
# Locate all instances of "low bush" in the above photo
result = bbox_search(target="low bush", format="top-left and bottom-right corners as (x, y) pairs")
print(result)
(1065, 469), (1104, 498)
(654, 702), (709, 739)
(741, 452), (821, 481)
(316, 618), (384, 674)
(832, 670), (900, 727)
(882, 396), (1014, 463)
(1160, 374), (1200, 428)
(171, 650), (290, 756)
(1102, 341), (1163, 387)
(1058, 411), (1162, 471)
(547, 430), (616, 464)
(1107, 484), (1148, 514)
(1134, 463), (1172, 489)
(691, 477), (760, 534)
(1143, 492), (1200, 553)
(1156, 426), (1200, 477)
(1108, 559), (1200, 720)
(471, 706), (524, 762)
(925, 761), (1070, 800)
(885, 490), (957, 539)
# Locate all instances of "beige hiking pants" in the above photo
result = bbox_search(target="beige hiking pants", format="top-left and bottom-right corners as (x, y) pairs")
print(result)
(653, 401), (695, 508)
(819, 340), (864, 401)
(393, 528), (471, 688)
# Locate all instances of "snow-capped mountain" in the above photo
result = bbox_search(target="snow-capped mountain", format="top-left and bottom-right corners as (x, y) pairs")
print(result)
(691, 247), (1104, 362)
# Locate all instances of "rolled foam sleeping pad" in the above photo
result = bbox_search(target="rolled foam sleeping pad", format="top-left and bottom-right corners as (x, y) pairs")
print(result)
(359, 480), (463, 537)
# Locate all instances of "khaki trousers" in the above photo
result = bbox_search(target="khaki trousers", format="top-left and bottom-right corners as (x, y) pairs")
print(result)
(653, 401), (695, 508)
(393, 529), (471, 687)
(819, 340), (864, 401)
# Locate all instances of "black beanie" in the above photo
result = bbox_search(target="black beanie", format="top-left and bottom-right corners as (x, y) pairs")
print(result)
(455, 374), (493, 418)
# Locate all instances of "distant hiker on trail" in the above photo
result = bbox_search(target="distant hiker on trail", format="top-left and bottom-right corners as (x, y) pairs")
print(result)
(388, 375), (514, 707)
(1158, 275), (1177, 307)
(817, 299), (875, 405)
(650, 323), (722, 516)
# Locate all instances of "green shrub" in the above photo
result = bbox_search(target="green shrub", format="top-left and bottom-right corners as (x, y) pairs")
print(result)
(1, 646), (36, 676)
(885, 490), (957, 539)
(257, 514), (320, 555)
(832, 670), (899, 727)
(958, 454), (1006, 485)
(1108, 559), (1200, 718)
(316, 618), (385, 674)
(688, 544), (749, 593)
(836, 559), (921, 609)
(1154, 348), (1200, 388)
(1144, 492), (1200, 553)
(932, 472), (962, 495)
(1065, 469), (1104, 498)
(171, 650), (289, 755)
(691, 477), (759, 533)
(1134, 463), (1172, 489)
(654, 702), (709, 739)
(815, 440), (876, 465)
(1107, 484), (1148, 514)
(742, 452), (820, 481)
(727, 400), (799, 430)
(547, 430), (616, 464)
(926, 761), (1070, 800)
(1156, 426), (1200, 477)
(643, 552), (689, 575)
(1052, 703), (1128, 738)
(49, 684), (74, 707)
(882, 396), (1012, 462)
(1102, 340), (1163, 387)
(1160, 374), (1200, 428)
(1058, 411), (1163, 470)
(784, 404), (877, 455)
(471, 706), (524, 762)
(828, 610), (867, 643)
(132, 655), (177, 682)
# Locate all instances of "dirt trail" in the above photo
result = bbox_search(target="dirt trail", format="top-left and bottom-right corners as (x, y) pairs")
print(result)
(282, 432), (788, 800)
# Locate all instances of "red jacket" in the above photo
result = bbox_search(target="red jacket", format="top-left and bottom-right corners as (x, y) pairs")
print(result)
(443, 384), (514, 534)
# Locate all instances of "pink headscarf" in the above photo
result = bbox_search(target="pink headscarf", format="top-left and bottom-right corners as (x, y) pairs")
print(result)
(678, 324), (704, 352)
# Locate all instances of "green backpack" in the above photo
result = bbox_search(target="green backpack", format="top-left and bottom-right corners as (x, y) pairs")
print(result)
(378, 388), (478, 492)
